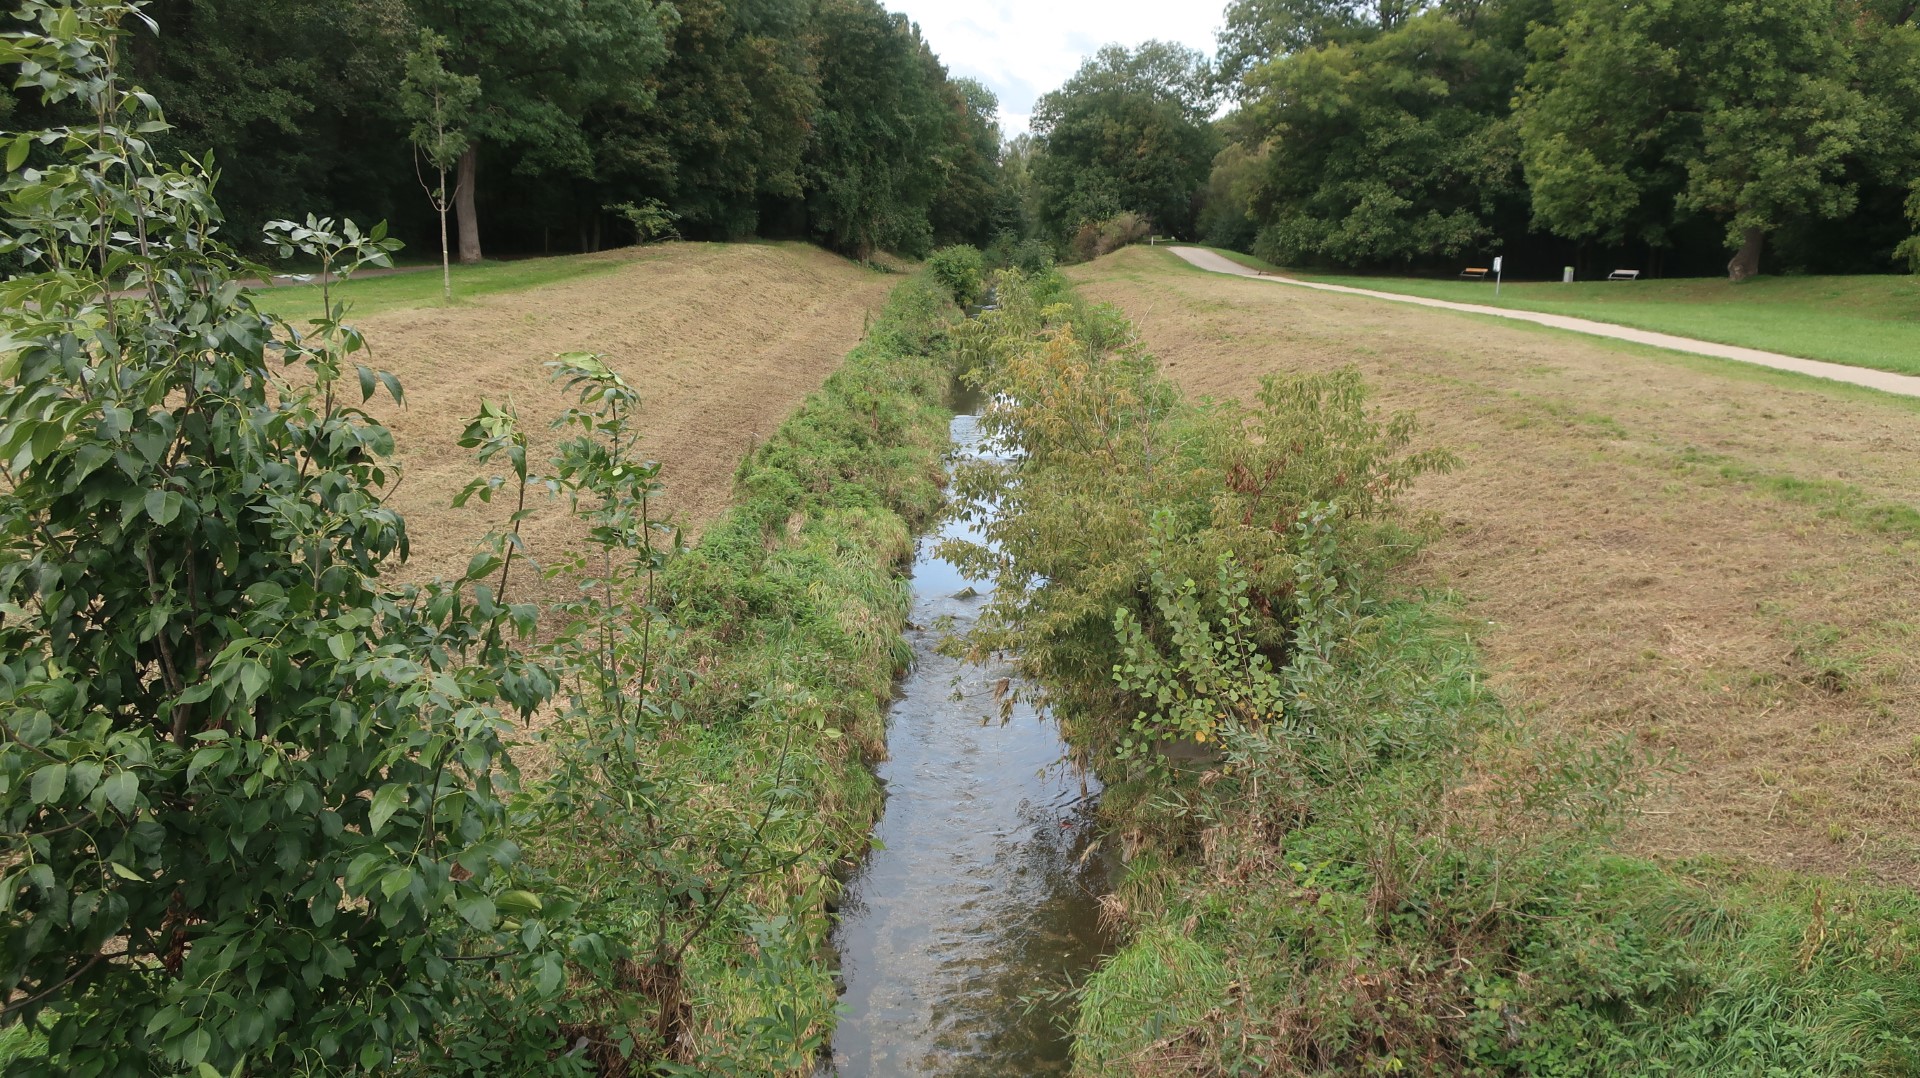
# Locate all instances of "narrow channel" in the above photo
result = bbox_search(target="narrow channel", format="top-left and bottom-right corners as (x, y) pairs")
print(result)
(826, 399), (1110, 1076)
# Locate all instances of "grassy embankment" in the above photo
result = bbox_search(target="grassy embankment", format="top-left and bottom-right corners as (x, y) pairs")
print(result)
(253, 240), (845, 322)
(1082, 245), (1920, 880)
(1189, 246), (1920, 377)
(954, 269), (1920, 1076)
(504, 273), (958, 1072)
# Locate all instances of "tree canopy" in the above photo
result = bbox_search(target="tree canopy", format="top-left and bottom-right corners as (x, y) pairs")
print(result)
(1039, 0), (1920, 277)
(1029, 41), (1219, 240)
(57, 0), (1010, 262)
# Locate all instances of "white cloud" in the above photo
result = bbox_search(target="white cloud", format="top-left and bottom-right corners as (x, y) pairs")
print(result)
(882, 0), (1228, 138)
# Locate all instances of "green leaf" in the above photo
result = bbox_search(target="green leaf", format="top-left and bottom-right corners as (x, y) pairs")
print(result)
(379, 867), (414, 900)
(183, 1028), (211, 1067)
(110, 861), (142, 881)
(453, 894), (495, 931)
(357, 364), (376, 402)
(103, 770), (138, 814)
(6, 134), (27, 172)
(29, 763), (66, 805)
(497, 889), (543, 914)
(368, 783), (407, 836)
(144, 488), (185, 526)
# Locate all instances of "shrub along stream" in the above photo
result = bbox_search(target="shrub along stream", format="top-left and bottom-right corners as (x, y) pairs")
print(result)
(494, 277), (957, 1073)
(944, 269), (1920, 1076)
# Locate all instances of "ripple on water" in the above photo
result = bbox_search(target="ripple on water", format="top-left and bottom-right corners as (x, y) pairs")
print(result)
(827, 413), (1110, 1077)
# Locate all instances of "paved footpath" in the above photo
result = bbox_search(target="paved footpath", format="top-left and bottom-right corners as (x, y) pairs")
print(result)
(1166, 246), (1920, 400)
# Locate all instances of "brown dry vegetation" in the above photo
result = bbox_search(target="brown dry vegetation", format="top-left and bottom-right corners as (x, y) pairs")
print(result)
(1072, 246), (1920, 883)
(326, 242), (894, 613)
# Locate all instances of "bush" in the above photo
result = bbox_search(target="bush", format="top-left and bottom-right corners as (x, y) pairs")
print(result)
(0, 10), (575, 1073)
(926, 244), (985, 306)
(1069, 212), (1154, 262)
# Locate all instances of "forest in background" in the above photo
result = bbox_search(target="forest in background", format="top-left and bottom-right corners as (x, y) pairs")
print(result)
(0, 0), (1014, 262)
(1021, 0), (1920, 279)
(4, 0), (1914, 278)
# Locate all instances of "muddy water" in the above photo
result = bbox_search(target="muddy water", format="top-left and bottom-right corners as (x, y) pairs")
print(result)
(827, 408), (1109, 1076)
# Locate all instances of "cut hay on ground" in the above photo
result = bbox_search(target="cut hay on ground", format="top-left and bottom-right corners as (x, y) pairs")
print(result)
(1074, 246), (1920, 883)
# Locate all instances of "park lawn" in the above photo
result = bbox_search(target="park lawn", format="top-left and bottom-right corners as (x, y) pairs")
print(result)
(1184, 246), (1920, 377)
(254, 245), (660, 321)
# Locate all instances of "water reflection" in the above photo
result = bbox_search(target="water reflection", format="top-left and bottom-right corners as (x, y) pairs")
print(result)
(827, 411), (1109, 1077)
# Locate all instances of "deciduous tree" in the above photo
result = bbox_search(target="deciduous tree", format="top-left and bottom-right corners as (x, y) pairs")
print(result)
(411, 0), (671, 262)
(1235, 12), (1524, 266)
(1519, 0), (1874, 280)
(398, 29), (478, 299)
(1029, 41), (1219, 241)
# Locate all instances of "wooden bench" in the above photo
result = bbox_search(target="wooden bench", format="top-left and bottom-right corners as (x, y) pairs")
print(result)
(1459, 267), (1489, 280)
(1608, 269), (1641, 281)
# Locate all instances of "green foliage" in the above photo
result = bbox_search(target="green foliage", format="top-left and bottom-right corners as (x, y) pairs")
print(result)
(942, 272), (1448, 780)
(607, 198), (681, 244)
(117, 0), (416, 245)
(399, 28), (481, 298)
(399, 30), (478, 176)
(1195, 142), (1264, 250)
(953, 255), (1920, 1078)
(596, 0), (817, 240)
(927, 77), (1008, 248)
(1215, 0), (1424, 87)
(480, 276), (955, 1072)
(802, 0), (975, 259)
(0, 7), (578, 1071)
(1897, 181), (1920, 273)
(1516, 0), (1909, 277)
(1240, 9), (1529, 267)
(1030, 42), (1219, 241)
(926, 244), (985, 306)
(414, 0), (669, 180)
(1203, 0), (1920, 274)
(41, 0), (1009, 261)
(1068, 211), (1154, 262)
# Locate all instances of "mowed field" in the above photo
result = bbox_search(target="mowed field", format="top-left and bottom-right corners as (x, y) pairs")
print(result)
(1074, 246), (1920, 882)
(269, 242), (895, 611)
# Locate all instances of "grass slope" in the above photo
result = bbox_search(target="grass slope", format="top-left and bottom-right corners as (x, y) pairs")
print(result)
(254, 240), (840, 322)
(1184, 246), (1920, 377)
(959, 267), (1920, 1076)
(520, 274), (956, 1073)
(1077, 246), (1920, 881)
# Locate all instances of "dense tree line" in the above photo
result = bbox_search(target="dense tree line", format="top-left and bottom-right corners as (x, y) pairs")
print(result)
(1023, 0), (1920, 278)
(3, 0), (1004, 262)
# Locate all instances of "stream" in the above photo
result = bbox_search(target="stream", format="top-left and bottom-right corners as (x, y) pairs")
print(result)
(825, 400), (1110, 1076)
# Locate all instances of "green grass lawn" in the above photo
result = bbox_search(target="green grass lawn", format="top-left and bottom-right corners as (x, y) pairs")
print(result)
(1182, 246), (1920, 377)
(252, 250), (636, 322)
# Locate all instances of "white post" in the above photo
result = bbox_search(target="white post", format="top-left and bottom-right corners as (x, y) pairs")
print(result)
(1493, 255), (1504, 297)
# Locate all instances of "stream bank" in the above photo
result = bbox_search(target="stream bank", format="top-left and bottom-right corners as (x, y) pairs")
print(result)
(827, 404), (1110, 1076)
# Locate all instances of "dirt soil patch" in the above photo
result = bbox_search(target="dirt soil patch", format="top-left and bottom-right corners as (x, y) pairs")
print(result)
(336, 241), (893, 614)
(1074, 246), (1920, 883)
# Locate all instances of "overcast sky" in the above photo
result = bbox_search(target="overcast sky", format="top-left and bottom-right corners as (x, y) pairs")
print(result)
(881, 1), (1229, 138)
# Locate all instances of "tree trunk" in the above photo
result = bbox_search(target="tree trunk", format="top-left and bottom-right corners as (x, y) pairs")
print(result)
(1726, 225), (1763, 282)
(456, 147), (482, 265)
(439, 203), (452, 301)
(437, 166), (453, 302)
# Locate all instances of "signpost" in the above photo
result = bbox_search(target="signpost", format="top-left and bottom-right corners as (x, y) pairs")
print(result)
(1493, 255), (1504, 297)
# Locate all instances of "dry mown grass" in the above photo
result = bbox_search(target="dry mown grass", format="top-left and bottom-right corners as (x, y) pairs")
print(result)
(315, 242), (894, 612)
(1072, 246), (1920, 883)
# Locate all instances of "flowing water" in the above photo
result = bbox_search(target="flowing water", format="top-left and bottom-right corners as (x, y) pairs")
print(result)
(826, 404), (1109, 1077)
